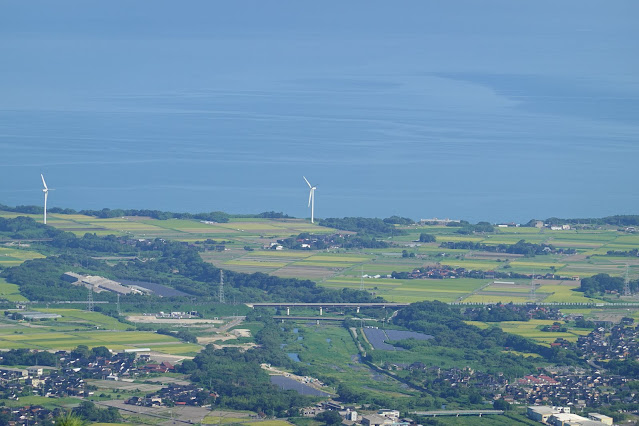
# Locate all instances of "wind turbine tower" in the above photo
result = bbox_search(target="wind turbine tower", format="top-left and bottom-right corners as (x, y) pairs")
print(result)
(41, 174), (49, 224)
(303, 176), (317, 223)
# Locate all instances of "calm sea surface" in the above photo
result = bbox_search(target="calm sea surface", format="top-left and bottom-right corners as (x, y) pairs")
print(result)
(1, 1), (638, 223)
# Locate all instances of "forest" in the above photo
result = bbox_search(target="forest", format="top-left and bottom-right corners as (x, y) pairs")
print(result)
(318, 217), (404, 236)
(277, 232), (389, 250)
(178, 313), (315, 415)
(0, 217), (381, 305)
(580, 273), (639, 295)
(439, 239), (575, 256)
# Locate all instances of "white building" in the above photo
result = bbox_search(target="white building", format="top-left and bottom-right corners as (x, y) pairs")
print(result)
(27, 367), (43, 377)
(527, 406), (570, 423)
(588, 413), (613, 425)
(548, 412), (604, 425)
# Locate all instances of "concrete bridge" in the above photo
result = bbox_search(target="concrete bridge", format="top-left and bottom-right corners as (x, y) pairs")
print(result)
(246, 302), (408, 316)
(273, 316), (345, 322)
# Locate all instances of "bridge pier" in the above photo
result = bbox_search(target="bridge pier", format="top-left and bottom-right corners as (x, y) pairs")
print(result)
(356, 306), (360, 313)
(286, 307), (290, 316)
(319, 307), (323, 316)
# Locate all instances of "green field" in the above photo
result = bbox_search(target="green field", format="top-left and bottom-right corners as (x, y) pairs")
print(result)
(3, 210), (639, 305)
(39, 308), (132, 330)
(0, 308), (200, 354)
(282, 323), (418, 400)
(201, 415), (292, 426)
(0, 246), (45, 267)
(0, 329), (184, 351)
(466, 319), (588, 346)
(0, 277), (28, 302)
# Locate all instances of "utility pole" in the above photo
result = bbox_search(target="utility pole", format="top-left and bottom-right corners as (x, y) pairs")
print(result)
(624, 264), (631, 297)
(116, 293), (121, 316)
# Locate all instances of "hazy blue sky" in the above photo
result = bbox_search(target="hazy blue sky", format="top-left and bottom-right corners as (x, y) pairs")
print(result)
(1, 1), (638, 222)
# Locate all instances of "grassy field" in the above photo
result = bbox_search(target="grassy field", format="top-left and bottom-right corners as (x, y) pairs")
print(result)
(0, 329), (180, 351)
(201, 413), (292, 426)
(0, 277), (28, 302)
(0, 395), (80, 408)
(0, 308), (199, 354)
(39, 308), (131, 330)
(466, 319), (589, 346)
(282, 323), (419, 400)
(0, 245), (45, 267)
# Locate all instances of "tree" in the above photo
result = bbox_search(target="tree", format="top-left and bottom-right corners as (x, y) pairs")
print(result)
(315, 410), (343, 425)
(493, 398), (511, 411)
(91, 346), (111, 359)
(419, 233), (436, 243)
(71, 345), (90, 359)
(54, 412), (85, 426)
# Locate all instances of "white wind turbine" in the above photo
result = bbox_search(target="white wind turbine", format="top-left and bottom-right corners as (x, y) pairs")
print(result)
(41, 174), (50, 224)
(303, 176), (317, 223)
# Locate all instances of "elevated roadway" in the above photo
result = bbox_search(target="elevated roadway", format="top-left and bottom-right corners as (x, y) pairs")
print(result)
(246, 302), (408, 315)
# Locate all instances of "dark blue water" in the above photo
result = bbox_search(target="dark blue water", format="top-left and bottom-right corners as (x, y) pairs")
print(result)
(270, 375), (330, 397)
(287, 353), (301, 363)
(1, 1), (638, 223)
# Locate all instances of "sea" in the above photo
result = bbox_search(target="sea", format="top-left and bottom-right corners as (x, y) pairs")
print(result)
(1, 1), (638, 223)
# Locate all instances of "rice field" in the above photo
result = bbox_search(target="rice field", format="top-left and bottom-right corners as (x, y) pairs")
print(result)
(0, 328), (187, 351)
(224, 260), (289, 268)
(201, 415), (291, 426)
(251, 251), (311, 258)
(0, 246), (45, 267)
(536, 285), (595, 303)
(0, 330), (179, 350)
(3, 211), (639, 305)
(463, 295), (533, 304)
(467, 320), (586, 345)
(322, 277), (486, 303)
(39, 308), (131, 330)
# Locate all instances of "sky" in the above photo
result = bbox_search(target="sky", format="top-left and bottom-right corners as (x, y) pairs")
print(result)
(1, 1), (638, 222)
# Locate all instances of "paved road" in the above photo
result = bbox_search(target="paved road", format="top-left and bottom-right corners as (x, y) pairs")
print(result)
(218, 316), (245, 332)
(96, 400), (210, 425)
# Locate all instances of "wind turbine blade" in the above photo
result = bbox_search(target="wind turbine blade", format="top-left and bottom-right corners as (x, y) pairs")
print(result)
(308, 189), (312, 207)
(303, 176), (311, 188)
(41, 174), (48, 190)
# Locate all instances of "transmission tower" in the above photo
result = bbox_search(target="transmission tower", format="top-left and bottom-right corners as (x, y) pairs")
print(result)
(529, 270), (536, 301)
(116, 294), (121, 316)
(624, 264), (631, 297)
(87, 286), (94, 312)
(218, 270), (225, 304)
